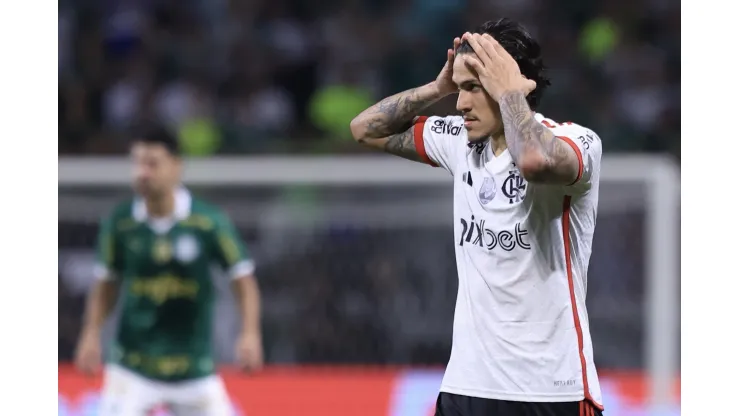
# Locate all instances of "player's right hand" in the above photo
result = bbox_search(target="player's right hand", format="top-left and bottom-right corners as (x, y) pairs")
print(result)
(236, 332), (264, 374)
(433, 37), (462, 96)
(74, 332), (102, 375)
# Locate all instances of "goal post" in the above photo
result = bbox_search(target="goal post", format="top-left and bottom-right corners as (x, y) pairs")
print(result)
(58, 154), (680, 410)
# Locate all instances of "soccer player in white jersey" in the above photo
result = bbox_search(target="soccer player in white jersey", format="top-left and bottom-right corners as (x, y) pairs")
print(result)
(350, 18), (603, 416)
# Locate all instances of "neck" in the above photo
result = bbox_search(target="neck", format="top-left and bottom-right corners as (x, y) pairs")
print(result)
(146, 190), (176, 218)
(490, 132), (508, 157)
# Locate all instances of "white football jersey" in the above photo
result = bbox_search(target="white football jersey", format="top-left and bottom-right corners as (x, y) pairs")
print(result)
(412, 113), (603, 407)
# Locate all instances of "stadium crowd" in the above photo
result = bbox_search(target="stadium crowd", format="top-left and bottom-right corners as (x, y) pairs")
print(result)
(59, 0), (680, 157)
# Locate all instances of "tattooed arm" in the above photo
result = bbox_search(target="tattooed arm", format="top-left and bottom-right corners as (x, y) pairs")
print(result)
(349, 82), (447, 162)
(499, 91), (580, 185)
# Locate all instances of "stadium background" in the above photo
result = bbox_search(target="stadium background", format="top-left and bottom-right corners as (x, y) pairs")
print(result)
(58, 0), (680, 415)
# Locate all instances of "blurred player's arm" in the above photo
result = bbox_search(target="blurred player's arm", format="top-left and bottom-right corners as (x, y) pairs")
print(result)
(499, 92), (580, 185)
(83, 214), (122, 335)
(213, 213), (263, 371)
(76, 215), (122, 374)
(80, 281), (119, 339)
(350, 82), (446, 162)
(231, 273), (262, 371)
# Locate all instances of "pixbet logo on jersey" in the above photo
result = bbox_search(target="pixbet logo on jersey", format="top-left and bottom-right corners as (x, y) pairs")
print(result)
(458, 216), (531, 252)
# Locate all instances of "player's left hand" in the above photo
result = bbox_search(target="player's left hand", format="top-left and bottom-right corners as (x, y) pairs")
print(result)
(460, 32), (536, 102)
(236, 332), (264, 373)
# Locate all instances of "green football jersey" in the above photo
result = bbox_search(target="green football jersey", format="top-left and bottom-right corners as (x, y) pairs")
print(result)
(94, 188), (254, 382)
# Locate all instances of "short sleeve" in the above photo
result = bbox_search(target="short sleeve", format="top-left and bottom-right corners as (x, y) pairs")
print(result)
(538, 117), (602, 193)
(212, 213), (255, 279)
(412, 115), (464, 175)
(93, 214), (123, 281)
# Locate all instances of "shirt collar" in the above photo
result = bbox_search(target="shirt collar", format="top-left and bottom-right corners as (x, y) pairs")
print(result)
(132, 187), (192, 222)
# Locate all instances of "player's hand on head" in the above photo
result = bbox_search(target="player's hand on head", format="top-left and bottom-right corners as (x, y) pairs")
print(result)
(434, 37), (462, 96)
(461, 33), (536, 102)
(74, 332), (102, 375)
(235, 332), (264, 373)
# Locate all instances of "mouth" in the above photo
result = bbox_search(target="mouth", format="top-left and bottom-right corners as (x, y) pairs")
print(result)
(463, 118), (477, 128)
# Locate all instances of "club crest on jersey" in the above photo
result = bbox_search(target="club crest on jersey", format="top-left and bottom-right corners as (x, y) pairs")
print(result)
(478, 177), (497, 205)
(175, 234), (199, 263)
(502, 170), (527, 204)
(152, 238), (173, 263)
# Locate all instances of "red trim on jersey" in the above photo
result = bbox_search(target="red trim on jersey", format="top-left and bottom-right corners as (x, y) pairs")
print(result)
(563, 197), (604, 411)
(557, 136), (584, 186)
(412, 116), (438, 167)
(541, 119), (557, 128)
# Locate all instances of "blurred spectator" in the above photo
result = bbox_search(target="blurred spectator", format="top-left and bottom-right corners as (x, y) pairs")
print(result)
(58, 0), (680, 158)
(309, 60), (374, 145)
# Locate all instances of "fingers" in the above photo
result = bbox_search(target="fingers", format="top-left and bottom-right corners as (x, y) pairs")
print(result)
(462, 32), (494, 65)
(463, 33), (519, 67)
(86, 360), (100, 374)
(241, 357), (263, 373)
(484, 34), (518, 67)
(236, 352), (251, 371)
(462, 55), (485, 74)
(477, 34), (500, 58)
(237, 345), (264, 372)
(447, 37), (461, 64)
(76, 353), (100, 375)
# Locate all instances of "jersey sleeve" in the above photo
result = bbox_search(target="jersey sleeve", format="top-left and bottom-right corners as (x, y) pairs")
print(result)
(93, 213), (124, 281)
(212, 212), (255, 279)
(412, 115), (464, 175)
(540, 119), (603, 193)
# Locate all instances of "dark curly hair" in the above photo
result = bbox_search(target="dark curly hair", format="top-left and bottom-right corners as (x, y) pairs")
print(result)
(455, 18), (551, 110)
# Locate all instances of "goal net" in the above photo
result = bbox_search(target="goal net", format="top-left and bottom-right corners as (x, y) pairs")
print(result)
(58, 155), (679, 411)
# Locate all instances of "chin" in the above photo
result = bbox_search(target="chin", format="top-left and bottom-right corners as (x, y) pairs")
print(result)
(466, 131), (490, 143)
(134, 184), (155, 197)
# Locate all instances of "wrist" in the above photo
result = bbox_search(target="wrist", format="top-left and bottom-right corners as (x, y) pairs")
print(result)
(81, 326), (101, 340)
(427, 81), (453, 99)
(498, 89), (528, 102)
(240, 328), (261, 339)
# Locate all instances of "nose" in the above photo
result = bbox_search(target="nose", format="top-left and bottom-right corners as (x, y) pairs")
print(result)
(456, 91), (472, 113)
(134, 164), (153, 181)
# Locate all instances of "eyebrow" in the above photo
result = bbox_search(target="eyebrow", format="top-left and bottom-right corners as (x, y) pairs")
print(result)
(455, 79), (479, 88)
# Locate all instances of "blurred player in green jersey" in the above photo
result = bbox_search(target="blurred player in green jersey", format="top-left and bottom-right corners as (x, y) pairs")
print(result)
(74, 126), (263, 416)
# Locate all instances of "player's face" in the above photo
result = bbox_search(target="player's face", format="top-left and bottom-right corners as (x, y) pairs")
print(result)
(130, 143), (181, 197)
(452, 54), (503, 142)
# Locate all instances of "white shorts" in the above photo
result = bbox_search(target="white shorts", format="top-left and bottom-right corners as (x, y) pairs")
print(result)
(98, 364), (234, 416)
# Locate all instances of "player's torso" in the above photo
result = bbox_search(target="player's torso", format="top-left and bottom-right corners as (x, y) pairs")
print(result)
(452, 146), (567, 318)
(112, 200), (221, 381)
(117, 208), (219, 308)
(443, 144), (587, 401)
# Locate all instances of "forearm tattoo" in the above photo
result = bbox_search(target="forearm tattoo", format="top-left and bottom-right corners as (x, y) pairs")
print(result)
(358, 129), (420, 162)
(354, 86), (441, 161)
(499, 91), (574, 180)
(362, 87), (432, 138)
